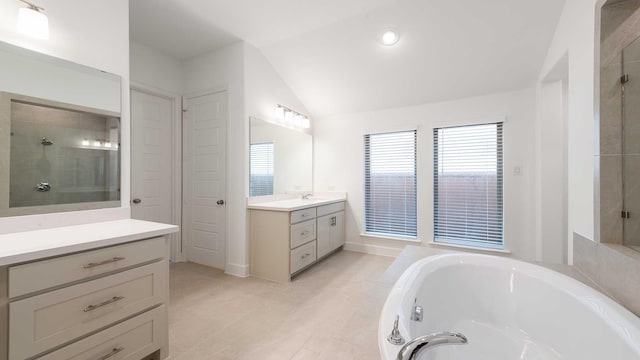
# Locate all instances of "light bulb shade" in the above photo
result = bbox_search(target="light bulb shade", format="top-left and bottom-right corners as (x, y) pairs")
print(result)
(274, 105), (285, 121)
(302, 117), (311, 129)
(294, 114), (304, 127)
(17, 7), (49, 40)
(284, 110), (294, 124)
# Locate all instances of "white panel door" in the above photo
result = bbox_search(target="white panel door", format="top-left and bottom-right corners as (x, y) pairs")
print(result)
(183, 91), (226, 269)
(131, 89), (174, 226)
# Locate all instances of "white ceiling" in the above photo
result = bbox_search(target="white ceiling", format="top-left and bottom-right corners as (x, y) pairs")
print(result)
(130, 0), (566, 117)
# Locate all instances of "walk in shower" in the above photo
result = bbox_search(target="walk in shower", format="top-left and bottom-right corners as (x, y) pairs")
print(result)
(622, 36), (640, 251)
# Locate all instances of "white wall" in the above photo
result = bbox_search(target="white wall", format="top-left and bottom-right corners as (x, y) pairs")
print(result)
(314, 88), (537, 260)
(244, 43), (310, 124)
(130, 41), (183, 94)
(536, 79), (569, 264)
(0, 0), (130, 233)
(537, 0), (601, 263)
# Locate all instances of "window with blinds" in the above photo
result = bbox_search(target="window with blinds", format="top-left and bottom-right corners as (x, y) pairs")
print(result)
(250, 142), (274, 197)
(364, 130), (417, 238)
(433, 122), (503, 248)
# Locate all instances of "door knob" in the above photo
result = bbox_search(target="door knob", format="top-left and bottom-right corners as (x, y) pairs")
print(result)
(217, 200), (225, 205)
(132, 198), (142, 204)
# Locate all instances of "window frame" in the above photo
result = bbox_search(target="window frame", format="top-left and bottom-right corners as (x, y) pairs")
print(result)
(432, 121), (505, 249)
(363, 129), (418, 240)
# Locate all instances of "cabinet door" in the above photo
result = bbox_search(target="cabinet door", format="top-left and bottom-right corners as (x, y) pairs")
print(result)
(317, 214), (333, 259)
(317, 211), (345, 259)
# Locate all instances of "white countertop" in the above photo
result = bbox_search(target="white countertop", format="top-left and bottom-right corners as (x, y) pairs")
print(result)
(247, 196), (346, 211)
(0, 219), (178, 266)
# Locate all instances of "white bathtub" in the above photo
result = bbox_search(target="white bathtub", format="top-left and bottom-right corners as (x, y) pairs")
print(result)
(379, 254), (640, 360)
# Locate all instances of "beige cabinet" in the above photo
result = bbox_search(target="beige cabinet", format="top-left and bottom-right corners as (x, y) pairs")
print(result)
(317, 211), (345, 259)
(250, 201), (345, 283)
(4, 237), (169, 360)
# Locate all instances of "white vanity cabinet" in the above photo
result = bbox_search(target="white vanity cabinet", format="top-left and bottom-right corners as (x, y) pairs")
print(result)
(249, 200), (345, 283)
(0, 219), (177, 360)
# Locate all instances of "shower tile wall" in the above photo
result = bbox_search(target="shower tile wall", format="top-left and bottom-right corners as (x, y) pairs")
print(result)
(598, 0), (640, 244)
(574, 233), (640, 316)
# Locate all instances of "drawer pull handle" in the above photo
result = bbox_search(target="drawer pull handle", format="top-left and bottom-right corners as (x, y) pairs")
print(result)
(84, 296), (125, 312)
(96, 347), (124, 360)
(301, 253), (312, 259)
(301, 230), (310, 236)
(83, 257), (126, 269)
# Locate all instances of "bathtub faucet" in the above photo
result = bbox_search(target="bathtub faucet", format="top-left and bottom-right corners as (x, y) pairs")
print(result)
(396, 332), (467, 360)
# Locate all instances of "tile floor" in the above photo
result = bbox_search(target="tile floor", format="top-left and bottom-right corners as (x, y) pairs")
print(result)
(168, 250), (396, 360)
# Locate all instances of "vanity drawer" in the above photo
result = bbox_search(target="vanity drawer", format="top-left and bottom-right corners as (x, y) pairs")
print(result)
(290, 219), (316, 249)
(317, 201), (345, 217)
(291, 207), (316, 224)
(9, 261), (166, 360)
(9, 237), (167, 298)
(290, 240), (316, 274)
(36, 305), (166, 360)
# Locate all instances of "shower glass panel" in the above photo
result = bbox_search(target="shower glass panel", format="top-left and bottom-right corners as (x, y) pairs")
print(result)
(623, 36), (640, 251)
(9, 97), (120, 208)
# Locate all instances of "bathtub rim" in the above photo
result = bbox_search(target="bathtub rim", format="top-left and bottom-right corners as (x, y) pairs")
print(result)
(378, 253), (640, 360)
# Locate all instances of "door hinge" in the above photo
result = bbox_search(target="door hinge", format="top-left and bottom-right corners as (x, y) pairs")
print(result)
(622, 210), (631, 219)
(621, 74), (629, 84)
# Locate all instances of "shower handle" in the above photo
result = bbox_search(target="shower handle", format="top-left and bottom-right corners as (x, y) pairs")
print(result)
(36, 183), (51, 192)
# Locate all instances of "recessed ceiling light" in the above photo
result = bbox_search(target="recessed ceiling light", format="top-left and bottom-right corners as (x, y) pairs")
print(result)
(381, 29), (399, 46)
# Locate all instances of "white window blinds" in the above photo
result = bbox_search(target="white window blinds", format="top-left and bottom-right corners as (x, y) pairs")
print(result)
(433, 122), (503, 247)
(364, 130), (417, 238)
(250, 142), (274, 197)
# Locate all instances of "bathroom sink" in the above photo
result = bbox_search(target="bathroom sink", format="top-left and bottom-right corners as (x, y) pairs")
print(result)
(304, 196), (328, 202)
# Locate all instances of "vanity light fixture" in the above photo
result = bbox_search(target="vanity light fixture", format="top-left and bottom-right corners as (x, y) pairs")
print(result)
(93, 140), (101, 147)
(81, 139), (90, 146)
(274, 104), (311, 130)
(17, 0), (49, 40)
(381, 29), (399, 46)
(104, 141), (112, 148)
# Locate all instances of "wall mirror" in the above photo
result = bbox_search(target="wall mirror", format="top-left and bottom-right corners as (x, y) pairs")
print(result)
(598, 0), (640, 252)
(249, 117), (312, 196)
(0, 40), (122, 217)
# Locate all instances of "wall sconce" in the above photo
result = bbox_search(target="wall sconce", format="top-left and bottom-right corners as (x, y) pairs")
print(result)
(17, 0), (49, 40)
(273, 104), (311, 130)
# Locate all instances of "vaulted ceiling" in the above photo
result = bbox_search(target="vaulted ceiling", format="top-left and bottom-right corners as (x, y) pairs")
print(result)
(130, 0), (566, 117)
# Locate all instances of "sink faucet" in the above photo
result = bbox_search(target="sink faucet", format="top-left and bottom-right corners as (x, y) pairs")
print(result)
(301, 193), (312, 199)
(397, 332), (467, 360)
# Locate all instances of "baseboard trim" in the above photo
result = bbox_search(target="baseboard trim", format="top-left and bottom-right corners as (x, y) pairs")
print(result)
(225, 262), (249, 277)
(344, 242), (403, 257)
